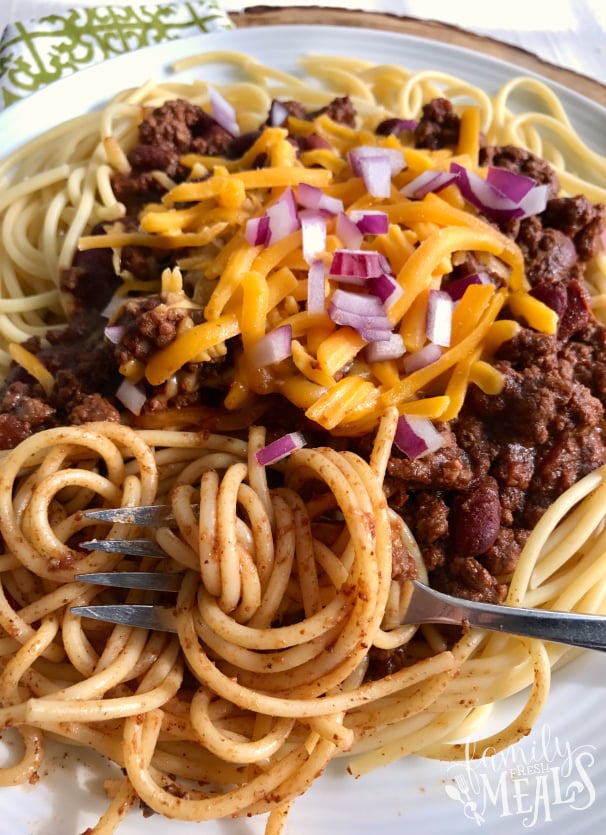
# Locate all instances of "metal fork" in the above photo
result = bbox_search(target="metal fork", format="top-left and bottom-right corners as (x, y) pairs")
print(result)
(71, 504), (606, 652)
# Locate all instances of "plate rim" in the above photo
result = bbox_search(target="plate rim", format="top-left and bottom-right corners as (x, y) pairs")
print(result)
(1, 22), (606, 161)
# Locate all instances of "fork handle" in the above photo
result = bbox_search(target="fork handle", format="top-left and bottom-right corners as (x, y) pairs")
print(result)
(406, 581), (606, 652)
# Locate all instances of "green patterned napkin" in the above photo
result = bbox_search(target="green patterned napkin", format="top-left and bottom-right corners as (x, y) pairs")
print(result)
(0, 1), (234, 108)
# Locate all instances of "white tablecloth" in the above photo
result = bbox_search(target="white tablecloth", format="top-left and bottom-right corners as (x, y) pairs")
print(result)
(1, 0), (605, 87)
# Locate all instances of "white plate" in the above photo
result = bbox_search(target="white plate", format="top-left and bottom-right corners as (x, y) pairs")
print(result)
(1, 23), (606, 835)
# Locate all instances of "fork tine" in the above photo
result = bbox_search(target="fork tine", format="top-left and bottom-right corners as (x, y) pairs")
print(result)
(80, 538), (167, 558)
(75, 571), (182, 592)
(84, 504), (198, 526)
(71, 604), (178, 632)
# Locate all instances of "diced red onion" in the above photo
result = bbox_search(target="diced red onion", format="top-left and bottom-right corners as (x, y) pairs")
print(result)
(264, 187), (300, 244)
(330, 288), (387, 317)
(394, 414), (443, 459)
(485, 166), (536, 201)
(245, 187), (301, 246)
(365, 332), (406, 362)
(329, 288), (393, 340)
(101, 295), (126, 320)
(349, 145), (406, 177)
(450, 162), (522, 221)
(245, 214), (271, 246)
(255, 431), (307, 466)
(116, 379), (146, 416)
(307, 259), (326, 314)
(402, 342), (442, 374)
(300, 209), (327, 264)
(208, 86), (239, 136)
(249, 324), (292, 368)
(517, 184), (550, 217)
(368, 272), (403, 309)
(268, 100), (290, 127)
(336, 212), (363, 249)
(349, 210), (389, 235)
(376, 117), (418, 136)
(348, 146), (405, 199)
(450, 162), (547, 222)
(361, 325), (396, 341)
(351, 154), (390, 199)
(104, 324), (126, 345)
(426, 289), (454, 347)
(297, 182), (343, 215)
(443, 272), (489, 301)
(401, 170), (459, 199)
(329, 249), (392, 282)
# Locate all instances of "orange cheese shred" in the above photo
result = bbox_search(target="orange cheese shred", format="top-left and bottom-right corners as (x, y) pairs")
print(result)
(8, 343), (55, 397)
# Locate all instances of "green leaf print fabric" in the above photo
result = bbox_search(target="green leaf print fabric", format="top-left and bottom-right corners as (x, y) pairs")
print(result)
(0, 1), (234, 107)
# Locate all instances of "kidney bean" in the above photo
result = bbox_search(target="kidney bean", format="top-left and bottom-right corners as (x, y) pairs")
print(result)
(450, 476), (501, 557)
(530, 281), (568, 318)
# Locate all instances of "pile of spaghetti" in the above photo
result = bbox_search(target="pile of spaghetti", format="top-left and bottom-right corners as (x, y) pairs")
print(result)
(0, 51), (606, 834)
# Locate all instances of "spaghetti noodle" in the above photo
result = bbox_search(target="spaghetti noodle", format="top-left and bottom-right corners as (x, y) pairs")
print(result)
(0, 49), (605, 834)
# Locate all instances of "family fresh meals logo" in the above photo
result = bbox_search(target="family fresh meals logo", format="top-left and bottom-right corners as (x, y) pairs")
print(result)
(444, 724), (597, 827)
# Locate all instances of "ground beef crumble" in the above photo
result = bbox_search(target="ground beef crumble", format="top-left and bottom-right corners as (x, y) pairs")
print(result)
(414, 98), (461, 150)
(0, 315), (121, 449)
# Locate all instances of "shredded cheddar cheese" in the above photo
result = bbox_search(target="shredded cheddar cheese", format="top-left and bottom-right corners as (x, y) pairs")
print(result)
(8, 343), (55, 397)
(85, 103), (558, 434)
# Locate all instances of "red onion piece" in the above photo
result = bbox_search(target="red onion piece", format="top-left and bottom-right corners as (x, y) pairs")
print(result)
(360, 325), (396, 341)
(268, 100), (290, 127)
(300, 209), (327, 264)
(394, 414), (443, 459)
(244, 214), (271, 246)
(255, 431), (307, 466)
(208, 86), (239, 136)
(329, 249), (391, 282)
(368, 272), (403, 309)
(443, 272), (489, 301)
(101, 295), (126, 320)
(307, 259), (326, 314)
(401, 169), (459, 199)
(450, 162), (547, 222)
(265, 187), (300, 244)
(297, 183), (344, 215)
(426, 289), (454, 347)
(116, 379), (146, 416)
(365, 332), (406, 362)
(349, 145), (406, 176)
(376, 117), (418, 135)
(485, 166), (536, 201)
(350, 154), (390, 198)
(402, 342), (442, 374)
(104, 324), (126, 345)
(245, 187), (300, 246)
(329, 288), (393, 340)
(249, 324), (293, 367)
(348, 146), (405, 199)
(330, 288), (387, 317)
(336, 213), (363, 249)
(450, 162), (523, 221)
(349, 210), (389, 235)
(518, 184), (550, 217)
